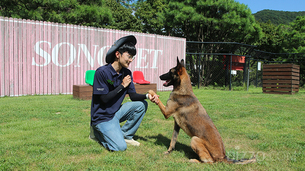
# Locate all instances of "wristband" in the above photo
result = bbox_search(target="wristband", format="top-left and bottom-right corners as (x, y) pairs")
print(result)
(146, 94), (149, 99)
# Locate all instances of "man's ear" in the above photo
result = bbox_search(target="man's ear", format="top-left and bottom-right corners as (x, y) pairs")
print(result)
(115, 51), (120, 57)
(114, 51), (121, 61)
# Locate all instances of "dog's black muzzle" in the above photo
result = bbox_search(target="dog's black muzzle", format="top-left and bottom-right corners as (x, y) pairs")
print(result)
(160, 72), (171, 81)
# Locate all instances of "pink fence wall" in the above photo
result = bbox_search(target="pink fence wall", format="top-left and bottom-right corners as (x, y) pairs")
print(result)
(0, 17), (186, 97)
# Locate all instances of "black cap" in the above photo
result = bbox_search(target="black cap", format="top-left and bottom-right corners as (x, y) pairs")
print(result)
(105, 35), (137, 64)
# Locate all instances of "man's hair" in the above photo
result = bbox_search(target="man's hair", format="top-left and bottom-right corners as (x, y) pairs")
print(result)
(118, 42), (136, 56)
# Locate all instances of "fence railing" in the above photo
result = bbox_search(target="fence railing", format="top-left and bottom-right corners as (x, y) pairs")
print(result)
(185, 42), (305, 90)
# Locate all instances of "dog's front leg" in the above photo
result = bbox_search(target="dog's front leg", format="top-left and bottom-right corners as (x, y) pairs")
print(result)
(165, 120), (180, 155)
(147, 90), (175, 119)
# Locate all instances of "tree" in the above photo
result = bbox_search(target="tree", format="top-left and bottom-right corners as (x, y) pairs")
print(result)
(134, 0), (167, 34)
(68, 0), (113, 27)
(161, 0), (263, 86)
(283, 16), (305, 87)
(284, 16), (305, 53)
(0, 0), (115, 28)
(163, 0), (262, 43)
(0, 0), (143, 31)
(104, 0), (142, 32)
(256, 21), (286, 53)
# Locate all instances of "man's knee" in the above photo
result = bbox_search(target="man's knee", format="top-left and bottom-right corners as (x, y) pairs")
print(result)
(137, 101), (148, 115)
(104, 140), (127, 152)
(115, 143), (127, 151)
(141, 100), (148, 111)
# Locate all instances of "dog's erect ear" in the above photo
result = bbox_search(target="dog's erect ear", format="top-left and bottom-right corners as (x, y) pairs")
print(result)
(180, 59), (185, 67)
(176, 56), (183, 75)
(176, 57), (184, 68)
(176, 57), (182, 68)
(176, 57), (185, 68)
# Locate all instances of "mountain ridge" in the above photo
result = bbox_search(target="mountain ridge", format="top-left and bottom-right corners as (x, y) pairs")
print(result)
(253, 9), (305, 25)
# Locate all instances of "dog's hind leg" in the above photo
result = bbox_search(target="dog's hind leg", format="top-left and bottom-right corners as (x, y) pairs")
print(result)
(165, 120), (180, 155)
(190, 136), (214, 163)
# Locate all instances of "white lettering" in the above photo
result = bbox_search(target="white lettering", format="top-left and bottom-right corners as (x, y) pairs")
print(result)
(136, 48), (163, 69)
(32, 41), (162, 69)
(32, 41), (51, 66)
(97, 46), (110, 66)
(151, 50), (163, 69)
(76, 44), (99, 68)
(136, 48), (150, 68)
(52, 42), (76, 67)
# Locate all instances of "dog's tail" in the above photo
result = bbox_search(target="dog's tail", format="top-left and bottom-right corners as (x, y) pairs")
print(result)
(224, 155), (256, 164)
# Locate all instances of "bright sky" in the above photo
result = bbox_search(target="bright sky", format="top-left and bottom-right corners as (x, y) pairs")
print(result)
(234, 0), (305, 13)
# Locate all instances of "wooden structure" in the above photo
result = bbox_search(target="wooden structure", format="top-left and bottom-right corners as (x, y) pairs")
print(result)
(262, 64), (300, 94)
(73, 85), (93, 100)
(134, 84), (157, 94)
(73, 83), (157, 100)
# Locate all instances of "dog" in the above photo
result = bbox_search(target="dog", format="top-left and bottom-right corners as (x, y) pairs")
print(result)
(148, 57), (256, 164)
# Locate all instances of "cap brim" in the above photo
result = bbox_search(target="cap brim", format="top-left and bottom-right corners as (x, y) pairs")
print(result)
(106, 35), (137, 64)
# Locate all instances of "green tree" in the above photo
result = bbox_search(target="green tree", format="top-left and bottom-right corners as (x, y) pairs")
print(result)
(161, 0), (262, 86)
(163, 0), (262, 43)
(283, 16), (305, 87)
(105, 0), (142, 32)
(68, 0), (113, 27)
(134, 0), (167, 34)
(256, 21), (286, 53)
(0, 0), (118, 28)
(285, 16), (305, 53)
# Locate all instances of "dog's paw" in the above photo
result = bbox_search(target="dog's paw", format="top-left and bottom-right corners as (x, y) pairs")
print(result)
(189, 159), (201, 163)
(164, 151), (171, 155)
(147, 90), (157, 96)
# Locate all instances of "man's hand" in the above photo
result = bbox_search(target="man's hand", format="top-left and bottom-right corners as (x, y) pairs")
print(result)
(122, 75), (131, 88)
(147, 93), (159, 105)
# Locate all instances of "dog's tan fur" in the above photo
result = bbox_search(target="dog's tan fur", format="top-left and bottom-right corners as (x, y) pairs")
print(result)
(148, 58), (255, 164)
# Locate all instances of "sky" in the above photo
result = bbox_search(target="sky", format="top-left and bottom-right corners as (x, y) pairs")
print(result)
(234, 0), (305, 14)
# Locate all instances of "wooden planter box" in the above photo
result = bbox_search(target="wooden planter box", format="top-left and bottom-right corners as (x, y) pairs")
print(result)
(134, 83), (157, 94)
(73, 85), (93, 100)
(262, 64), (300, 94)
(73, 83), (157, 100)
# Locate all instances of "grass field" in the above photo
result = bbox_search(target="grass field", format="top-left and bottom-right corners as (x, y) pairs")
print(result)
(0, 88), (304, 170)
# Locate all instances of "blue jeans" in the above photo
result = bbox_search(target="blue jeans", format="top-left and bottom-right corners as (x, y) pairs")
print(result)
(93, 101), (148, 151)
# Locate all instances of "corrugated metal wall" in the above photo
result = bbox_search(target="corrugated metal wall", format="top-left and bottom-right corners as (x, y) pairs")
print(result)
(0, 17), (186, 97)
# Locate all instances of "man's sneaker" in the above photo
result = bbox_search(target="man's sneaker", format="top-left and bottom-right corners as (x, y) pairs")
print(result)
(89, 126), (99, 143)
(125, 138), (140, 146)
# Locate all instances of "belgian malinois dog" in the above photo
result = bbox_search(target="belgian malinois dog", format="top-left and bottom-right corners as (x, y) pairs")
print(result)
(148, 58), (256, 164)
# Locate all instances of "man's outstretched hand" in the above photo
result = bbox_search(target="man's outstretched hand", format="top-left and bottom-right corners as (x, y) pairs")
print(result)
(147, 90), (159, 104)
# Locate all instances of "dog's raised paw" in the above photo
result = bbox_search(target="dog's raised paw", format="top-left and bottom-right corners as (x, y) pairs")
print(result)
(147, 90), (156, 96)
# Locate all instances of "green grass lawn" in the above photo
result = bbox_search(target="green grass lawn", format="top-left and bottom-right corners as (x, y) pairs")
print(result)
(1, 88), (304, 170)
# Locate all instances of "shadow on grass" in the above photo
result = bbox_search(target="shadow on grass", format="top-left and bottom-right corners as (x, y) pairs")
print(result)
(135, 134), (199, 160)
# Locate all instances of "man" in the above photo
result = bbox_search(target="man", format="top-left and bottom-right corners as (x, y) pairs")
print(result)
(90, 35), (159, 151)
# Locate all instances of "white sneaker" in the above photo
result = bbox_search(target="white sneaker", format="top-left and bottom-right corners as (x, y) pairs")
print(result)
(125, 138), (140, 146)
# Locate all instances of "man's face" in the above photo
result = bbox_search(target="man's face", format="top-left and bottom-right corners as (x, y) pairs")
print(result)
(118, 52), (135, 68)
